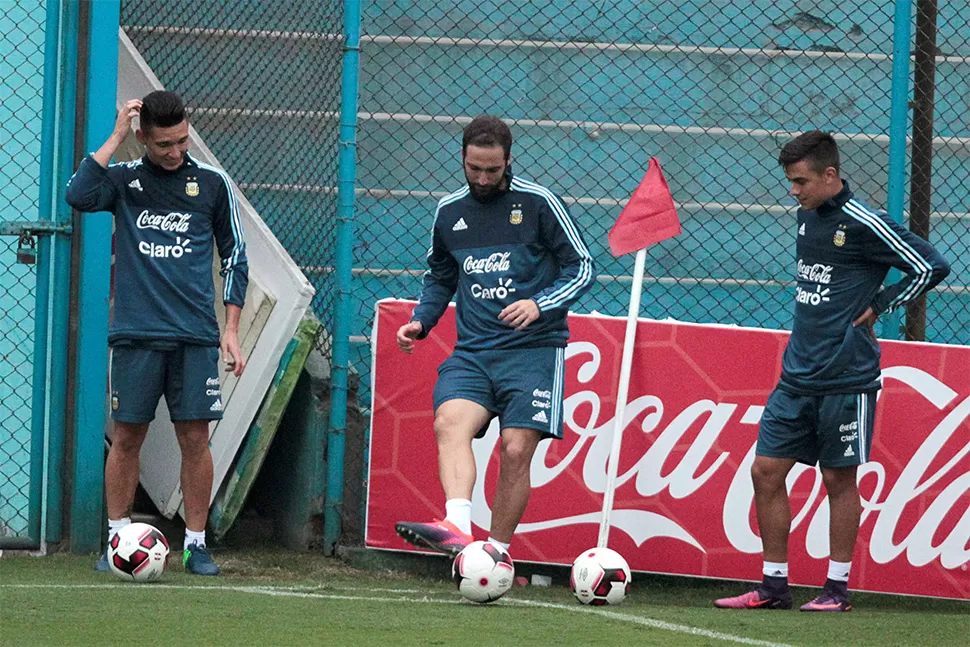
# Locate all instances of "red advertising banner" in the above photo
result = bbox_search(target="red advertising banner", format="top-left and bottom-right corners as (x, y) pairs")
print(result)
(366, 300), (970, 599)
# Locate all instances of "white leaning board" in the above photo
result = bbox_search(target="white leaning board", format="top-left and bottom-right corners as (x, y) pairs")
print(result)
(113, 28), (316, 519)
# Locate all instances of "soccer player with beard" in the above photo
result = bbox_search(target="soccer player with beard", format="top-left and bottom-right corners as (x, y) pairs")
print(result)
(394, 116), (595, 558)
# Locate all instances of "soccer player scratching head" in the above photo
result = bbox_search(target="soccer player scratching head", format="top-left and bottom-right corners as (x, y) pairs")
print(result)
(66, 90), (249, 576)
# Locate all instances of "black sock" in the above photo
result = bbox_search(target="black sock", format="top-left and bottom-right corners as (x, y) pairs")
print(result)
(824, 578), (848, 596)
(761, 574), (789, 594)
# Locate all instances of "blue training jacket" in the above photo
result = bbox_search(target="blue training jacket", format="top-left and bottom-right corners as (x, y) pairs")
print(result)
(66, 153), (248, 346)
(411, 174), (595, 351)
(779, 181), (950, 394)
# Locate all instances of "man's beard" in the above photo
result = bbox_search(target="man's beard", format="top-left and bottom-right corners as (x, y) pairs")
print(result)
(466, 169), (508, 201)
(468, 182), (503, 200)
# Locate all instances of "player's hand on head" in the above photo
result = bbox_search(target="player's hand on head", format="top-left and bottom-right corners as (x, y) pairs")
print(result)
(113, 99), (142, 139)
(397, 321), (423, 353)
(221, 331), (246, 377)
(499, 299), (540, 331)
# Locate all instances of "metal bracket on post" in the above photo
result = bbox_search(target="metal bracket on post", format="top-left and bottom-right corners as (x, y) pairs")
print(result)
(0, 221), (74, 237)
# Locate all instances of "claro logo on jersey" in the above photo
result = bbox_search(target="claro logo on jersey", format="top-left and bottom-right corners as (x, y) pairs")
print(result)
(463, 252), (511, 275)
(471, 277), (516, 300)
(136, 209), (192, 233)
(139, 237), (193, 259)
(796, 259), (833, 284)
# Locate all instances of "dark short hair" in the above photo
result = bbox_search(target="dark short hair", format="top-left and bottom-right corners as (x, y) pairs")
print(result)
(139, 90), (186, 133)
(462, 115), (512, 159)
(779, 130), (840, 174)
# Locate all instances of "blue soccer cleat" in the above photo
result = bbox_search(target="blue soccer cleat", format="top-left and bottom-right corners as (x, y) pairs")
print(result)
(94, 551), (110, 572)
(183, 542), (220, 576)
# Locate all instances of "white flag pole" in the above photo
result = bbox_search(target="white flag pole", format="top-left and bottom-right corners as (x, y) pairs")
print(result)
(597, 247), (647, 548)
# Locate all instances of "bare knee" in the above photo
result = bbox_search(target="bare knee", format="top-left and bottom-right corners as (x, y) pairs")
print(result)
(751, 457), (793, 494)
(111, 422), (149, 454)
(434, 411), (471, 450)
(174, 420), (210, 455)
(822, 467), (858, 499)
(500, 431), (540, 471)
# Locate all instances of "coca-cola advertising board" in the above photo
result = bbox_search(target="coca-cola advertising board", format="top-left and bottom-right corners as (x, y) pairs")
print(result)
(366, 300), (970, 599)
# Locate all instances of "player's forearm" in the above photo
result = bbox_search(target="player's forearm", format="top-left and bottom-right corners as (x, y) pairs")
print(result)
(532, 258), (595, 312)
(224, 303), (242, 335)
(91, 132), (128, 169)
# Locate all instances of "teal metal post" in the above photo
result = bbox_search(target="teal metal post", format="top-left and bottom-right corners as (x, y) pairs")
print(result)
(70, 0), (120, 553)
(884, 0), (914, 340)
(46, 0), (80, 544)
(324, 0), (361, 554)
(29, 0), (63, 545)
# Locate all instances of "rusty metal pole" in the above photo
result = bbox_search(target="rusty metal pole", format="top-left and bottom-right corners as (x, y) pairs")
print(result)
(905, 0), (938, 341)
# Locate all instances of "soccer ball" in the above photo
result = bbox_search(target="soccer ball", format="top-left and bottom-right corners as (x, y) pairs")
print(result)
(107, 522), (170, 582)
(570, 547), (631, 606)
(452, 540), (515, 603)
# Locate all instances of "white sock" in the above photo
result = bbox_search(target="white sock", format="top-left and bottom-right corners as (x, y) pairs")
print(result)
(487, 537), (510, 553)
(184, 529), (206, 551)
(763, 561), (788, 578)
(827, 560), (851, 583)
(107, 517), (131, 544)
(444, 498), (472, 535)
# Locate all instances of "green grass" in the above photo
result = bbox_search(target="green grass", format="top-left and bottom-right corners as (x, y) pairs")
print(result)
(1, 549), (967, 646)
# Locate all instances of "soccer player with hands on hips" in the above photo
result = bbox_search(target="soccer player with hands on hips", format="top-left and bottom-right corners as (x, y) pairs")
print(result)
(714, 131), (950, 612)
(66, 91), (248, 576)
(395, 116), (595, 558)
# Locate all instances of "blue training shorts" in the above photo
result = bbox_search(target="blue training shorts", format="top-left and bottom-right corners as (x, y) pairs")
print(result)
(109, 343), (224, 423)
(757, 387), (877, 468)
(432, 347), (565, 440)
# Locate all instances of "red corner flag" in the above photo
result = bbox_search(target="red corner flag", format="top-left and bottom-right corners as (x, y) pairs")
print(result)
(608, 157), (681, 257)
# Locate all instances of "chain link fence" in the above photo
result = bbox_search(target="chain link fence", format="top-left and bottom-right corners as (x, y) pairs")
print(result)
(0, 1), (46, 543)
(120, 0), (344, 357)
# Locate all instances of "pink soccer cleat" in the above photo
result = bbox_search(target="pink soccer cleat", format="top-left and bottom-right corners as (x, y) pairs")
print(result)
(714, 589), (792, 610)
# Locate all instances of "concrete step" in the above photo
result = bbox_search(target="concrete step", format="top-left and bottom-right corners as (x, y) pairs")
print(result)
(242, 185), (968, 294)
(359, 39), (969, 137)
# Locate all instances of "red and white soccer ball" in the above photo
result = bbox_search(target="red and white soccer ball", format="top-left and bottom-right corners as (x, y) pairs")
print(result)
(570, 547), (632, 606)
(108, 522), (170, 582)
(452, 540), (515, 603)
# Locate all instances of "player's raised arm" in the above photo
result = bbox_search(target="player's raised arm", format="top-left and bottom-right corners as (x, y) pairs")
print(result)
(848, 202), (951, 315)
(65, 99), (142, 213)
(66, 100), (142, 213)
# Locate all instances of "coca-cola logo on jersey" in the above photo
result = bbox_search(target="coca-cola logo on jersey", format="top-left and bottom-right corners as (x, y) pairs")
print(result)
(136, 209), (192, 233)
(463, 252), (511, 275)
(796, 259), (833, 284)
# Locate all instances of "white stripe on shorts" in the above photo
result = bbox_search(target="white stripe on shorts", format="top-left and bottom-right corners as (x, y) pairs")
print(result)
(552, 347), (564, 436)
